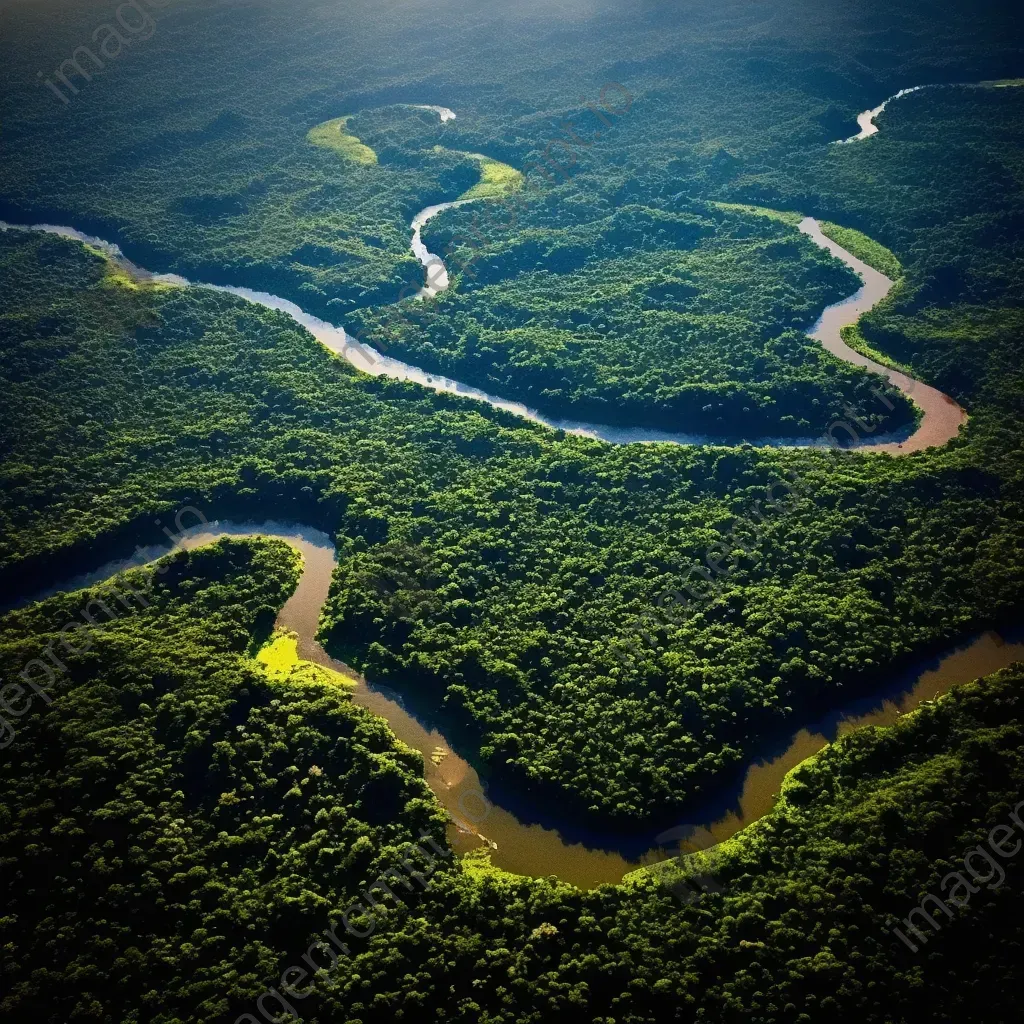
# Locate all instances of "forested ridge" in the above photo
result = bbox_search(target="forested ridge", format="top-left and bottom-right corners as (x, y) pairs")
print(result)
(1, 0), (1024, 1019)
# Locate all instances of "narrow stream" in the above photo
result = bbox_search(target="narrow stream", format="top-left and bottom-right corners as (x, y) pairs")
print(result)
(410, 105), (457, 123)
(838, 85), (932, 143)
(20, 521), (1024, 889)
(411, 200), (473, 298)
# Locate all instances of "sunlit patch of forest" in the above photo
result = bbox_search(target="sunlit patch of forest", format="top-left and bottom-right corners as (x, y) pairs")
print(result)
(307, 116), (379, 165)
(368, 201), (911, 433)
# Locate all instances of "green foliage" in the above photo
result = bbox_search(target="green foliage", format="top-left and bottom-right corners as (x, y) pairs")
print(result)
(1, 2), (1024, 1016)
(0, 0), (989, 432)
(357, 200), (913, 433)
(308, 117), (379, 165)
(4, 217), (1024, 827)
(370, 667), (1024, 1024)
(819, 220), (903, 279)
(5, 554), (1024, 1024)
(0, 539), (448, 1022)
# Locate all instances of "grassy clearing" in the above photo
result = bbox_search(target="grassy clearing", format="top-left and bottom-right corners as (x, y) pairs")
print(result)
(100, 266), (174, 291)
(711, 202), (803, 227)
(459, 848), (524, 881)
(461, 155), (524, 200)
(433, 147), (523, 200)
(89, 245), (176, 292)
(256, 630), (355, 690)
(818, 221), (903, 279)
(256, 631), (300, 679)
(307, 117), (378, 165)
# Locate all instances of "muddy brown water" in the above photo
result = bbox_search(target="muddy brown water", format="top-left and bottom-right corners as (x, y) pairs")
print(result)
(26, 522), (1022, 889)
(798, 218), (968, 453)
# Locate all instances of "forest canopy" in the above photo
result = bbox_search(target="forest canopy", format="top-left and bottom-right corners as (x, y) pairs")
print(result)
(1, 0), (1023, 1019)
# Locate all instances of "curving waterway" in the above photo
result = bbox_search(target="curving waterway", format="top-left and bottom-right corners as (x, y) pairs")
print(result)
(838, 78), (1024, 143)
(20, 520), (1024, 889)
(798, 218), (967, 452)
(3, 94), (1010, 887)
(411, 200), (473, 298)
(0, 212), (967, 454)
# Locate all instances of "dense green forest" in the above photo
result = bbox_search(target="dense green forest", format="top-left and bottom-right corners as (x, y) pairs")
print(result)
(2, 204), (1022, 826)
(352, 201), (913, 434)
(2, 0), (1016, 434)
(0, 539), (450, 1021)
(3, 541), (1023, 1021)
(2, 0), (1024, 1018)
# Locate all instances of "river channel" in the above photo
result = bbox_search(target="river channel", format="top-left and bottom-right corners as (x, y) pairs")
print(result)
(23, 521), (1023, 889)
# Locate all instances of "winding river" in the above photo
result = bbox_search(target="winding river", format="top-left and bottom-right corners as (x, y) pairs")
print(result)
(4, 96), (1013, 887)
(21, 520), (1024, 888)
(838, 78), (1024, 144)
(838, 84), (934, 143)
(0, 212), (967, 453)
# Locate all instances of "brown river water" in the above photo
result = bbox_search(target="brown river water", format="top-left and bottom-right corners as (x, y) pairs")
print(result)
(798, 218), (968, 453)
(30, 522), (1021, 889)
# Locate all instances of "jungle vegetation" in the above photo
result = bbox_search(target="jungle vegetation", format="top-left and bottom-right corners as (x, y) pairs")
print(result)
(1, 185), (1022, 827)
(357, 201), (911, 434)
(0, 539), (450, 1022)
(3, 0), (1014, 431)
(2, 541), (1023, 1022)
(0, 0), (1023, 1019)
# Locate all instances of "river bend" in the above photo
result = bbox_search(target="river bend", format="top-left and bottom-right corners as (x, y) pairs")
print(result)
(17, 521), (1024, 888)
(1, 93), (1004, 886)
(0, 212), (966, 454)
